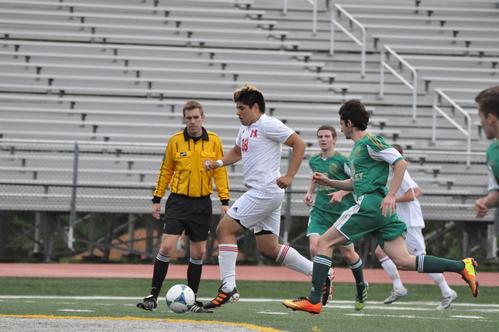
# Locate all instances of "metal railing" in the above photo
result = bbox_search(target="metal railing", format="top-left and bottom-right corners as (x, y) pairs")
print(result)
(330, 4), (366, 77)
(432, 89), (472, 167)
(380, 45), (418, 121)
(282, 0), (317, 35)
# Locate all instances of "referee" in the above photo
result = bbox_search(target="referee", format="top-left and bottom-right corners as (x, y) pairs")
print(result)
(137, 100), (230, 313)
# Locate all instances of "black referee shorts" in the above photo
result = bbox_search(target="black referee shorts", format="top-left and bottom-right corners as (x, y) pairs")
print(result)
(163, 193), (212, 242)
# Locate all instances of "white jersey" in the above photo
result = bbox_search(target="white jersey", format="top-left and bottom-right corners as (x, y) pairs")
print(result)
(235, 114), (294, 192)
(396, 170), (425, 228)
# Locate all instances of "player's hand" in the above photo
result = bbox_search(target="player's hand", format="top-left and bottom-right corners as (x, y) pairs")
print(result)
(204, 160), (218, 171)
(312, 172), (330, 186)
(152, 203), (161, 220)
(277, 175), (293, 189)
(303, 192), (313, 206)
(220, 205), (229, 216)
(329, 191), (344, 204)
(381, 192), (396, 216)
(475, 198), (489, 218)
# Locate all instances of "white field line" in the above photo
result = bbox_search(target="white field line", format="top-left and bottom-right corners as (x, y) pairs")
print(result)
(1, 296), (498, 309)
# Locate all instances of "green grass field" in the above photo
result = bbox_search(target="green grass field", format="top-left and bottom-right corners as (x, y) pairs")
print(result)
(0, 278), (498, 332)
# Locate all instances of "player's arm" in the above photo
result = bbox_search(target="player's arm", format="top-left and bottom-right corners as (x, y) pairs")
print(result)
(313, 172), (353, 190)
(329, 190), (352, 203)
(206, 144), (241, 170)
(152, 140), (175, 219)
(383, 158), (407, 215)
(277, 132), (306, 189)
(396, 187), (417, 203)
(475, 190), (499, 218)
(212, 139), (230, 215)
(304, 176), (316, 206)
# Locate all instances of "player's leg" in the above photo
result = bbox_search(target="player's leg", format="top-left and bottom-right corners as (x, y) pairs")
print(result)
(137, 233), (180, 311)
(374, 245), (407, 304)
(382, 236), (478, 297)
(406, 227), (457, 309)
(341, 243), (368, 310)
(308, 234), (320, 259)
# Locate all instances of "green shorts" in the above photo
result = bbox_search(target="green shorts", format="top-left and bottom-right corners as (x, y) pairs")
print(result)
(307, 208), (353, 246)
(307, 208), (340, 236)
(334, 192), (407, 247)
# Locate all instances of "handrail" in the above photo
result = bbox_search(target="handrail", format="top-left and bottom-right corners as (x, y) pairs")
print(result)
(432, 89), (472, 167)
(330, 4), (366, 77)
(379, 45), (418, 121)
(283, 0), (317, 35)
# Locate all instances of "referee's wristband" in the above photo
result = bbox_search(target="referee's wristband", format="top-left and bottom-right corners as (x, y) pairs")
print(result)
(215, 159), (224, 167)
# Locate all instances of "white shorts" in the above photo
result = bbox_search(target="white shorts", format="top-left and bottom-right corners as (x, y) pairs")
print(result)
(405, 227), (426, 256)
(227, 188), (284, 235)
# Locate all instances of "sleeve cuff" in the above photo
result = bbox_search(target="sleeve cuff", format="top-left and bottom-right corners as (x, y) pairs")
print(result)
(152, 196), (161, 204)
(221, 199), (229, 206)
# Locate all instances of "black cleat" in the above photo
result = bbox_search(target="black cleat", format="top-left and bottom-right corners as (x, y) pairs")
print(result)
(204, 285), (240, 309)
(189, 300), (213, 313)
(136, 294), (157, 311)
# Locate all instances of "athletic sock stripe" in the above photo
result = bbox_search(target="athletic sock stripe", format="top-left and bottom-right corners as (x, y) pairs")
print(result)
(350, 258), (363, 270)
(418, 255), (425, 273)
(219, 245), (238, 252)
(156, 253), (170, 262)
(189, 258), (203, 265)
(379, 256), (390, 263)
(276, 245), (290, 264)
(313, 256), (332, 266)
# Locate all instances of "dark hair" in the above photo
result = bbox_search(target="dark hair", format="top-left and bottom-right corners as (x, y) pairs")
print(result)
(317, 125), (337, 138)
(182, 100), (204, 117)
(338, 99), (370, 130)
(475, 86), (499, 118)
(233, 84), (265, 113)
(392, 143), (403, 155)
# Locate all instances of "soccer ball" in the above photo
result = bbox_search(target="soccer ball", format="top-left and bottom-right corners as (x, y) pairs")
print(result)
(165, 284), (195, 313)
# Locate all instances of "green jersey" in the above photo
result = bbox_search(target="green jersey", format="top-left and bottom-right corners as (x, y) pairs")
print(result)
(349, 133), (403, 197)
(486, 139), (499, 192)
(308, 151), (355, 212)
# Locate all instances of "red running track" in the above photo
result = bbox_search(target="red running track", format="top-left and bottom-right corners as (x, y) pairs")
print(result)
(0, 263), (498, 286)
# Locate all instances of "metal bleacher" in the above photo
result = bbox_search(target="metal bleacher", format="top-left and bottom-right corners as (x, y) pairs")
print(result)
(0, 0), (497, 259)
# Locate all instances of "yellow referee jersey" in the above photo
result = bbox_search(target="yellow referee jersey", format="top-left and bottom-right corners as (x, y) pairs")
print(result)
(153, 127), (230, 201)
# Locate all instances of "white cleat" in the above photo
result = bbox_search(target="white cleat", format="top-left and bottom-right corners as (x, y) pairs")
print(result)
(437, 290), (458, 310)
(383, 287), (408, 304)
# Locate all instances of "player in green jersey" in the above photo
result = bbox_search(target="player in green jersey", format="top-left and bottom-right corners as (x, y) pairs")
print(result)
(305, 125), (367, 310)
(475, 86), (499, 217)
(283, 99), (479, 315)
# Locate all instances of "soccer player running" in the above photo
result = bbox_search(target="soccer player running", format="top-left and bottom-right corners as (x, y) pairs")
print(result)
(374, 144), (457, 309)
(204, 85), (328, 309)
(283, 99), (479, 314)
(137, 100), (230, 313)
(474, 86), (499, 217)
(305, 125), (368, 310)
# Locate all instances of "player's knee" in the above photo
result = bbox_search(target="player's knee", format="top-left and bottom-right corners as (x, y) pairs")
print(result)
(159, 242), (175, 256)
(309, 245), (318, 258)
(317, 236), (331, 251)
(374, 246), (385, 260)
(392, 257), (413, 270)
(340, 247), (357, 262)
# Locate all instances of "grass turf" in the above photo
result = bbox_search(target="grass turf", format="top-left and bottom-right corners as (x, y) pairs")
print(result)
(0, 278), (498, 332)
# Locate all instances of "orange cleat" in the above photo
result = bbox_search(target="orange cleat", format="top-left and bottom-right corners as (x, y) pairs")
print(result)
(460, 257), (479, 297)
(282, 297), (322, 315)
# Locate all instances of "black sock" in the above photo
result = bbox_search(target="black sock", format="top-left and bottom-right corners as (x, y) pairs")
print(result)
(187, 258), (203, 296)
(150, 252), (170, 299)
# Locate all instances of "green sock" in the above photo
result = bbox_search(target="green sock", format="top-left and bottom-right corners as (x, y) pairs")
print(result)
(308, 255), (331, 304)
(416, 255), (465, 273)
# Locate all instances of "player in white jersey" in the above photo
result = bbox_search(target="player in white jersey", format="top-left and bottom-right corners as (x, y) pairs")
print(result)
(203, 85), (326, 309)
(374, 144), (457, 309)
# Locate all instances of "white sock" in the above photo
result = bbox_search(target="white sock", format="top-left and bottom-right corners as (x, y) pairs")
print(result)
(428, 273), (453, 297)
(276, 245), (313, 276)
(380, 256), (404, 290)
(218, 244), (238, 292)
